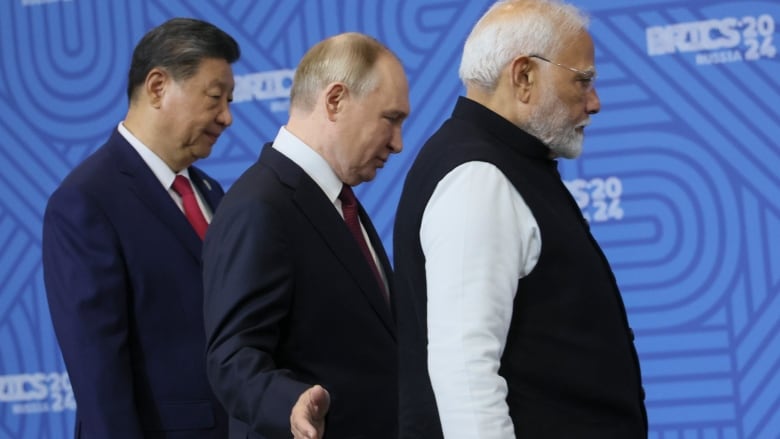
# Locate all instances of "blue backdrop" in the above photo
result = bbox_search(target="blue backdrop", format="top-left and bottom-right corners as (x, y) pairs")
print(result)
(1, 0), (778, 438)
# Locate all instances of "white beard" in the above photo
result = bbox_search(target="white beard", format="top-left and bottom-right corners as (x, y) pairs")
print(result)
(523, 85), (589, 159)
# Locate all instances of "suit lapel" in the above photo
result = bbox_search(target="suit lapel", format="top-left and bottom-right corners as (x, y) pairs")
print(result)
(358, 204), (396, 319)
(190, 166), (224, 214)
(109, 131), (204, 262)
(261, 146), (396, 336)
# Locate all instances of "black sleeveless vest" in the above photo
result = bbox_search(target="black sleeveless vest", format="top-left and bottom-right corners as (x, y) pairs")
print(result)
(394, 97), (647, 438)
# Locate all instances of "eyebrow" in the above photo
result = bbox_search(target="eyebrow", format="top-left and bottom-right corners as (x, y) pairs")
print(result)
(207, 78), (234, 90)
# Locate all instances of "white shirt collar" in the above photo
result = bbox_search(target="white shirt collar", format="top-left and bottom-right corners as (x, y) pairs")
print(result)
(118, 122), (192, 188)
(271, 126), (342, 203)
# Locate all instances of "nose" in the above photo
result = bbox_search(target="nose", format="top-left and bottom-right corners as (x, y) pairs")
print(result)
(586, 87), (600, 115)
(389, 125), (404, 153)
(217, 102), (233, 127)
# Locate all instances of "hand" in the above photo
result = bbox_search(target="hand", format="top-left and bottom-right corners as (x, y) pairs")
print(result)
(290, 385), (331, 439)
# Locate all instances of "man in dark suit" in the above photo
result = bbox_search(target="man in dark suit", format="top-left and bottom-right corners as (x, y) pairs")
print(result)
(202, 32), (409, 439)
(42, 18), (240, 438)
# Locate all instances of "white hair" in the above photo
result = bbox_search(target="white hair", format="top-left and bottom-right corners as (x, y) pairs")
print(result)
(459, 0), (589, 91)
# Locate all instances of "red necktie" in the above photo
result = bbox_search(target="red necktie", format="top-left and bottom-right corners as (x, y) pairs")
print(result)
(339, 185), (388, 303)
(171, 175), (208, 240)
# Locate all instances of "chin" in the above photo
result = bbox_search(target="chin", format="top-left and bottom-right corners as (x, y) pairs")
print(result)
(194, 145), (214, 159)
(550, 138), (583, 159)
(565, 147), (583, 159)
(359, 170), (379, 184)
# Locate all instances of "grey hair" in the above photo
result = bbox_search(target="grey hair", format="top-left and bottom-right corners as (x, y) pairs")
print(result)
(290, 33), (394, 112)
(458, 0), (589, 91)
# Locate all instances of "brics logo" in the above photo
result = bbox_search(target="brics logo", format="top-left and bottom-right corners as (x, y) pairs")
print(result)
(0, 372), (75, 415)
(565, 177), (624, 224)
(646, 14), (777, 65)
(234, 69), (295, 113)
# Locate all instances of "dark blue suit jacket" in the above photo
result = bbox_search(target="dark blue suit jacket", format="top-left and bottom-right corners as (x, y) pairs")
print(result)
(203, 144), (397, 439)
(42, 129), (228, 438)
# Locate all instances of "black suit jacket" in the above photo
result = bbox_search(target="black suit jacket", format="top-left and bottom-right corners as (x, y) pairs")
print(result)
(203, 144), (397, 439)
(42, 129), (228, 438)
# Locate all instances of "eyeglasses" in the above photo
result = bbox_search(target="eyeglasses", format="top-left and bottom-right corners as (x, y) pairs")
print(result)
(529, 54), (597, 93)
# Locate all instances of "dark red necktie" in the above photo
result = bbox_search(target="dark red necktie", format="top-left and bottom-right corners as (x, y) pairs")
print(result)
(171, 175), (208, 240)
(339, 184), (388, 303)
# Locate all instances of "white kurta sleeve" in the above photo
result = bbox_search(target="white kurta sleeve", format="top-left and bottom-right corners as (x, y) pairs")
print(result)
(421, 161), (541, 439)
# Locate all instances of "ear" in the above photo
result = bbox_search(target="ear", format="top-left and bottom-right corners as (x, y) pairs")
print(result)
(509, 56), (534, 104)
(145, 68), (168, 109)
(324, 82), (348, 122)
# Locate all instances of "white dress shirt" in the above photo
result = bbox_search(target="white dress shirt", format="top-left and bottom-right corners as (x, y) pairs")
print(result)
(421, 161), (541, 438)
(118, 122), (212, 222)
(271, 126), (388, 289)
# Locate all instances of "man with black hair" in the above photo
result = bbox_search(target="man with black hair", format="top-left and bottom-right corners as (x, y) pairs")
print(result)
(42, 17), (240, 438)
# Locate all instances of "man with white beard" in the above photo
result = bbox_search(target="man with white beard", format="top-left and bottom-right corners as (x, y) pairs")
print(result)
(393, 1), (648, 438)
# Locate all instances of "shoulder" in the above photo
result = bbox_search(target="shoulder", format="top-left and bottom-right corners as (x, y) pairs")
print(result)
(47, 141), (119, 206)
(212, 161), (292, 226)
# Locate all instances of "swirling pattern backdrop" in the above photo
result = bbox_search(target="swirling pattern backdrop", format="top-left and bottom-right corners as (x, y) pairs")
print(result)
(0, 0), (777, 438)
